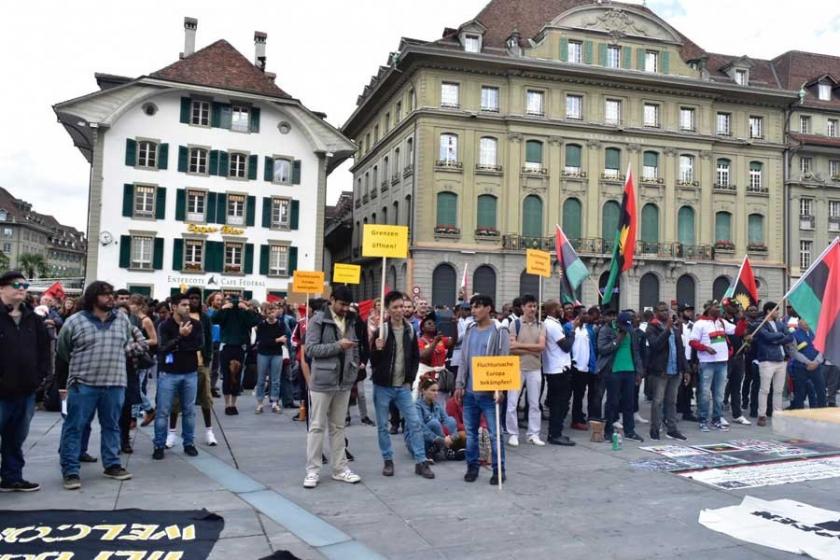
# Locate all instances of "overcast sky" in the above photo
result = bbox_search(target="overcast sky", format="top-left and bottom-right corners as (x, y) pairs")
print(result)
(2, 0), (839, 232)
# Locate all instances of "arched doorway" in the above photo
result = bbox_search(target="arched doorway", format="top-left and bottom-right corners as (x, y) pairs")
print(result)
(431, 264), (456, 308)
(676, 274), (696, 308)
(388, 265), (397, 293)
(639, 272), (659, 310)
(598, 270), (620, 311)
(519, 269), (539, 300)
(473, 265), (496, 302)
(713, 276), (731, 301)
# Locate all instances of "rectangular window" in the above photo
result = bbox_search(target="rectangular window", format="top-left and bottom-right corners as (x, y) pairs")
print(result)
(526, 90), (545, 116)
(229, 153), (247, 178)
(749, 164), (763, 191)
(680, 108), (695, 131)
(735, 69), (747, 85)
(831, 160), (840, 178)
(186, 190), (206, 222)
(801, 115), (812, 134)
(643, 103), (659, 127)
(191, 100), (210, 126)
(819, 84), (832, 101)
(481, 86), (499, 112)
(749, 116), (763, 139)
(134, 186), (155, 217)
(717, 161), (731, 187)
(137, 141), (157, 168)
(188, 147), (207, 174)
(224, 242), (243, 273)
(605, 99), (621, 125)
(184, 240), (204, 271)
(566, 95), (583, 119)
(231, 105), (250, 132)
(271, 198), (290, 229)
(384, 113), (390, 133)
(829, 200), (840, 218)
(464, 34), (480, 53)
(273, 158), (292, 184)
(829, 119), (839, 137)
(2, 243), (9, 253)
(679, 156), (694, 183)
(395, 101), (402, 122)
(568, 41), (582, 64)
(227, 194), (246, 226)
(645, 50), (659, 72)
(800, 198), (814, 216)
(409, 89), (415, 111)
(800, 240), (812, 270)
(131, 236), (153, 270)
(373, 125), (379, 144)
(606, 45), (621, 68)
(441, 82), (460, 108)
(801, 157), (813, 174)
(717, 113), (731, 135)
(269, 245), (289, 276)
(479, 137), (497, 167)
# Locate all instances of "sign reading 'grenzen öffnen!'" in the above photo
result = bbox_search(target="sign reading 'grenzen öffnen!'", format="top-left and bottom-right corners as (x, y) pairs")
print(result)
(471, 356), (520, 392)
(362, 225), (409, 258)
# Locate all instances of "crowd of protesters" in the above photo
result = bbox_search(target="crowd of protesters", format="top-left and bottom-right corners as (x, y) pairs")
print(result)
(0, 269), (838, 493)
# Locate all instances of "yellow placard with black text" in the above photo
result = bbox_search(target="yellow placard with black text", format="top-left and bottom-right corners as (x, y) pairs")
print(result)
(526, 249), (551, 278)
(471, 355), (520, 392)
(333, 263), (361, 284)
(362, 224), (409, 259)
(292, 271), (324, 294)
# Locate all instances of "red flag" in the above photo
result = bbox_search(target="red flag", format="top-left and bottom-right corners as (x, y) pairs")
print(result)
(43, 282), (65, 300)
(725, 256), (759, 308)
(266, 293), (281, 303)
(357, 299), (374, 322)
(602, 166), (637, 304)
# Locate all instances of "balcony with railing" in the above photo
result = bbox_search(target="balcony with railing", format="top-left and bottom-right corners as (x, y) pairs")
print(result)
(521, 166), (548, 176)
(403, 164), (414, 177)
(830, 217), (840, 233)
(476, 163), (503, 175)
(380, 180), (389, 193)
(747, 183), (769, 195)
(600, 171), (625, 183)
(562, 168), (587, 179)
(500, 235), (715, 260)
(714, 183), (737, 193)
(391, 173), (400, 185)
(800, 214), (815, 230)
(434, 160), (463, 172)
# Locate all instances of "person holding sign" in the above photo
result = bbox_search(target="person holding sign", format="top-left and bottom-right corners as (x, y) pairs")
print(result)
(370, 291), (436, 480)
(303, 287), (362, 489)
(453, 294), (510, 485)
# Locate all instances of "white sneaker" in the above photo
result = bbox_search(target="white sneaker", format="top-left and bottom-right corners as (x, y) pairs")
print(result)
(508, 435), (520, 447)
(331, 469), (361, 484)
(255, 404), (264, 414)
(634, 413), (649, 424)
(165, 430), (177, 449)
(303, 473), (319, 489)
(271, 403), (281, 414)
(719, 417), (730, 427)
(528, 435), (546, 447)
(613, 421), (623, 431)
(205, 428), (218, 446)
(733, 416), (751, 425)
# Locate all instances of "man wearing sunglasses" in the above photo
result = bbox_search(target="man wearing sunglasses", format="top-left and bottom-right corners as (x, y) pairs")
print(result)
(0, 271), (50, 492)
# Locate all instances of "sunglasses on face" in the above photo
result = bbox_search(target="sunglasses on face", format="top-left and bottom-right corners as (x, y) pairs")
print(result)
(9, 281), (29, 290)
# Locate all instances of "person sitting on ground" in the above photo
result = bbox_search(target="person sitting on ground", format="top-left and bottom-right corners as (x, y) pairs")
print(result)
(414, 374), (465, 461)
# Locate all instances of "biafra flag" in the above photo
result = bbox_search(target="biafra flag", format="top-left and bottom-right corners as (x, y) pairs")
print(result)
(601, 167), (637, 305)
(787, 237), (840, 364)
(725, 256), (759, 309)
(555, 224), (590, 304)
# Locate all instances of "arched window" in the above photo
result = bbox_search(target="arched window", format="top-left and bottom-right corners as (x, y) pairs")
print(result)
(436, 192), (457, 227)
(565, 144), (582, 175)
(749, 162), (763, 192)
(713, 276), (731, 301)
(676, 275), (696, 307)
(715, 211), (732, 242)
(643, 151), (659, 180)
(520, 269), (539, 299)
(602, 200), (621, 252)
(432, 264), (456, 307)
(639, 273), (660, 310)
(525, 140), (544, 170)
(562, 198), (582, 240)
(604, 147), (621, 178)
(439, 133), (458, 162)
(598, 270), (620, 311)
(522, 195), (543, 238)
(477, 195), (497, 230)
(678, 206), (695, 246)
(478, 137), (498, 167)
(748, 214), (765, 245)
(679, 155), (695, 183)
(473, 265), (496, 302)
(641, 203), (660, 246)
(388, 265), (397, 292)
(393, 201), (399, 225)
(716, 159), (731, 187)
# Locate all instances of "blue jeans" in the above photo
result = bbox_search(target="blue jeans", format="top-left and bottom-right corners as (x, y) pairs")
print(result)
(463, 391), (505, 471)
(256, 354), (282, 403)
(418, 416), (458, 455)
(698, 361), (728, 424)
(154, 372), (198, 448)
(791, 366), (827, 409)
(373, 385), (426, 463)
(605, 371), (637, 436)
(60, 384), (124, 476)
(0, 394), (35, 483)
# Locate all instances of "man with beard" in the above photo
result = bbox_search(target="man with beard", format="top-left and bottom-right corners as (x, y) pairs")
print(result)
(646, 302), (688, 440)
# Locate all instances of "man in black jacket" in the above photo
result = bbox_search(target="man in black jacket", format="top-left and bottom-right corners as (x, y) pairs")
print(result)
(0, 271), (50, 492)
(646, 302), (688, 441)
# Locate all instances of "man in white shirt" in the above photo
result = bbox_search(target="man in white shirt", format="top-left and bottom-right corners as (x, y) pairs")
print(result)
(542, 301), (576, 446)
(507, 294), (546, 447)
(689, 300), (736, 432)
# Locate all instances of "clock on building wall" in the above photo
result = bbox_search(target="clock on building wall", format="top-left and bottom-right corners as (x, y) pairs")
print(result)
(99, 231), (114, 246)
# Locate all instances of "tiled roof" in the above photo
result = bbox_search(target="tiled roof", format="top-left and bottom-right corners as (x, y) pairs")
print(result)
(771, 51), (840, 108)
(705, 53), (781, 88)
(789, 133), (840, 148)
(150, 39), (290, 99)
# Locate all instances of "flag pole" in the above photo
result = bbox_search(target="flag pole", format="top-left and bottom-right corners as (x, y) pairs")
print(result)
(734, 298), (785, 357)
(495, 392), (503, 490)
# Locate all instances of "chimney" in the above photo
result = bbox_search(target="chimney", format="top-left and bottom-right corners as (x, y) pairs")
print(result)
(254, 31), (267, 71)
(182, 17), (198, 58)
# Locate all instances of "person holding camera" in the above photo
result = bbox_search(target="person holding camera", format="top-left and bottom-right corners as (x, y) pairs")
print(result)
(598, 310), (646, 443)
(212, 294), (261, 415)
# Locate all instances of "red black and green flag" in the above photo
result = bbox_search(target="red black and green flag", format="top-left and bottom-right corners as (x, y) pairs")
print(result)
(555, 224), (590, 304)
(601, 166), (637, 305)
(787, 237), (840, 364)
(724, 255), (759, 309)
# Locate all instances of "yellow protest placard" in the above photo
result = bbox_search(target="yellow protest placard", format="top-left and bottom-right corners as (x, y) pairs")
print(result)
(471, 356), (521, 392)
(526, 249), (551, 277)
(362, 225), (409, 258)
(292, 271), (324, 294)
(333, 263), (361, 284)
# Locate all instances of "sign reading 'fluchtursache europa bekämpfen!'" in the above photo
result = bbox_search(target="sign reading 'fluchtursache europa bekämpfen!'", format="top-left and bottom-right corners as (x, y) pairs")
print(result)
(471, 356), (520, 392)
(291, 271), (324, 294)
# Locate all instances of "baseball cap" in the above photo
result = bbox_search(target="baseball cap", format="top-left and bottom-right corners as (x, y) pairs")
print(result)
(0, 271), (26, 286)
(617, 311), (633, 329)
(677, 302), (695, 313)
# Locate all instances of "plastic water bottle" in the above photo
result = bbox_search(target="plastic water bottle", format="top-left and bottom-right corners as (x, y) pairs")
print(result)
(611, 432), (622, 451)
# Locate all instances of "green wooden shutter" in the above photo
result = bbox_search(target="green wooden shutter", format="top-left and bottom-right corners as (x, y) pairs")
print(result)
(715, 212), (731, 242)
(264, 157), (274, 182)
(219, 105), (232, 129)
(157, 143), (169, 170)
(119, 236), (131, 268)
(566, 144), (582, 167)
(206, 192), (217, 223)
(678, 206), (695, 246)
(292, 160), (301, 184)
(244, 244), (254, 274)
(602, 201), (620, 242)
(290, 200), (300, 230)
(477, 195), (496, 229)
(180, 97), (191, 123)
(155, 187), (166, 220)
(522, 196), (543, 237)
(562, 198), (582, 240)
(122, 184), (134, 217)
(247, 155), (258, 180)
(661, 51), (670, 74)
(748, 214), (764, 243)
(175, 189), (186, 221)
(243, 290), (253, 301)
(211, 102), (222, 128)
(209, 150), (219, 176)
(436, 192), (457, 226)
(259, 245), (269, 275)
(246, 196), (256, 226)
(622, 46), (632, 69)
(641, 204), (659, 244)
(288, 247), (298, 275)
(643, 151), (658, 168)
(250, 107), (260, 132)
(637, 48), (646, 70)
(219, 152), (229, 177)
(153, 237), (164, 270)
(525, 140), (543, 164)
(583, 41), (593, 64)
(177, 146), (188, 172)
(560, 38), (569, 62)
(216, 194), (227, 225)
(125, 139), (137, 166)
(262, 197), (272, 228)
(172, 239), (184, 270)
(170, 287), (182, 297)
(206, 241), (223, 272)
(598, 43), (607, 66)
(605, 148), (620, 170)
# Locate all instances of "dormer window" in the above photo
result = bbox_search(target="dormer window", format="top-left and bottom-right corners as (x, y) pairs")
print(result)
(735, 69), (748, 86)
(0, 210), (6, 221)
(819, 83), (832, 101)
(464, 34), (481, 53)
